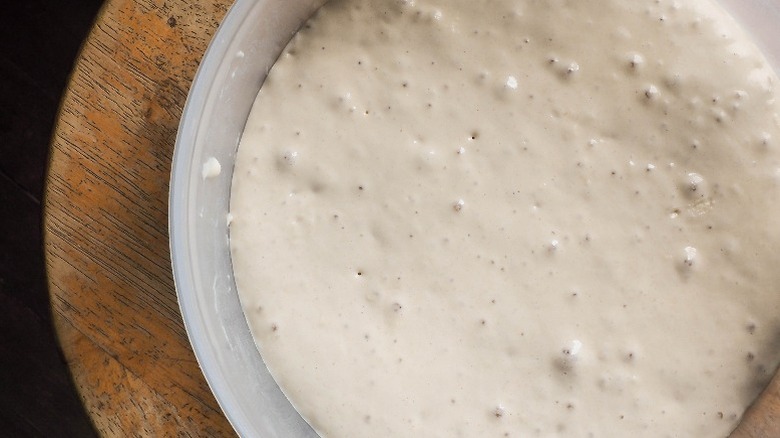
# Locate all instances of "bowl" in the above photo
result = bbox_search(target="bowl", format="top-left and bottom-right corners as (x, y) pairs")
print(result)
(169, 0), (780, 436)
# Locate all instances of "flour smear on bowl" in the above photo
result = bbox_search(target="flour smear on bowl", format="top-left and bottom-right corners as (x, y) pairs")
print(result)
(229, 0), (780, 436)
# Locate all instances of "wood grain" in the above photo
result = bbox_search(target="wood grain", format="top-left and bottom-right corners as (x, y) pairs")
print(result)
(44, 0), (233, 435)
(42, 0), (780, 436)
(732, 373), (780, 437)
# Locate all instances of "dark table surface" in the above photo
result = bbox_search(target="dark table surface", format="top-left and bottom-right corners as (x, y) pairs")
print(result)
(0, 1), (103, 436)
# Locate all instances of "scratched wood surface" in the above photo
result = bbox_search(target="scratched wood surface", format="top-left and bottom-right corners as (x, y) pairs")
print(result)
(42, 0), (780, 436)
(43, 0), (234, 435)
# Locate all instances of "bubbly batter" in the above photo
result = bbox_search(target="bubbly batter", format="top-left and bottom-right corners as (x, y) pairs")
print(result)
(229, 0), (780, 436)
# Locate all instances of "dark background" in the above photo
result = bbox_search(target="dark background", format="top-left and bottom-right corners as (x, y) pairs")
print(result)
(1, 1), (104, 436)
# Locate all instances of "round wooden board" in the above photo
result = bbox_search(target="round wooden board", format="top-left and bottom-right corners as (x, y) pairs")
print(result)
(42, 0), (779, 435)
(44, 0), (233, 435)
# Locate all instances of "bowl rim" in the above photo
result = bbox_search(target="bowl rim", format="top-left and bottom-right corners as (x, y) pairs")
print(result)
(169, 0), (255, 433)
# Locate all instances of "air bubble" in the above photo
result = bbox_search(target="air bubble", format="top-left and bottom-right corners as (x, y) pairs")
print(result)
(683, 246), (697, 266)
(629, 53), (644, 69)
(278, 150), (299, 169)
(563, 339), (582, 356)
(761, 132), (772, 147)
(644, 85), (659, 99)
(686, 173), (704, 193)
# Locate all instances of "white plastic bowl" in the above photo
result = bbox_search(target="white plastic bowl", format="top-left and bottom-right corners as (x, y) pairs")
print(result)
(169, 1), (780, 436)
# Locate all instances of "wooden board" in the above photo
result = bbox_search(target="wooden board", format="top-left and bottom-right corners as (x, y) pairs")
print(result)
(42, 0), (780, 435)
(44, 0), (233, 435)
